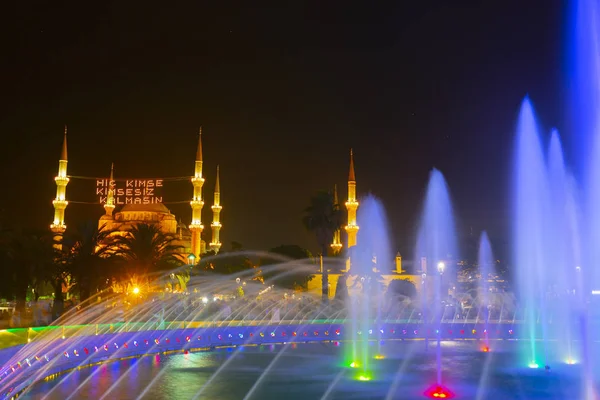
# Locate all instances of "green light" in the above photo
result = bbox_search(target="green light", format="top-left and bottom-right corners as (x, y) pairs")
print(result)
(528, 362), (539, 369)
(358, 375), (371, 381)
(349, 361), (360, 368)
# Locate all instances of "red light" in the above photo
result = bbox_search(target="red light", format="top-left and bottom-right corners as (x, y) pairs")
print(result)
(424, 384), (455, 399)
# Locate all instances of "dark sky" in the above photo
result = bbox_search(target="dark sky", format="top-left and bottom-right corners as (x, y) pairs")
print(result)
(0, 0), (565, 259)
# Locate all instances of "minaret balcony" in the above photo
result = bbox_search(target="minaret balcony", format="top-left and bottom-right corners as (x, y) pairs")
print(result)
(190, 200), (204, 207)
(54, 176), (70, 184)
(50, 223), (66, 231)
(210, 242), (222, 250)
(52, 199), (68, 208)
(345, 225), (359, 232)
(345, 200), (359, 207)
(211, 205), (222, 211)
(191, 176), (205, 184)
(211, 222), (221, 227)
(189, 223), (204, 230)
(330, 243), (342, 250)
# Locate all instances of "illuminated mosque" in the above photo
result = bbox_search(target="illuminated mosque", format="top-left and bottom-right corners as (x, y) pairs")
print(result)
(50, 127), (222, 262)
(49, 126), (418, 295)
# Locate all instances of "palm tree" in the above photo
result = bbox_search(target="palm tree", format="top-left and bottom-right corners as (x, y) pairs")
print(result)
(302, 190), (344, 303)
(61, 221), (118, 302)
(112, 223), (184, 286)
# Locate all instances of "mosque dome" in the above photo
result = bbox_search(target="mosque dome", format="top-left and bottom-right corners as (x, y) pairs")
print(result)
(120, 203), (171, 214)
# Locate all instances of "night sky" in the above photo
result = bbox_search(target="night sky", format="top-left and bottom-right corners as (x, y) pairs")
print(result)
(1, 1), (565, 259)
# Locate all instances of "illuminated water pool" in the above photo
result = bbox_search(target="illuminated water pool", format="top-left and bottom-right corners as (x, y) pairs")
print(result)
(22, 340), (599, 399)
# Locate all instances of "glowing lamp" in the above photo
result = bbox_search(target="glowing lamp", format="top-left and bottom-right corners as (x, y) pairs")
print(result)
(566, 359), (576, 365)
(528, 362), (539, 369)
(187, 253), (196, 265)
(481, 346), (490, 353)
(132, 287), (140, 295)
(437, 262), (446, 274)
(424, 384), (454, 399)
(374, 354), (385, 360)
(349, 361), (360, 368)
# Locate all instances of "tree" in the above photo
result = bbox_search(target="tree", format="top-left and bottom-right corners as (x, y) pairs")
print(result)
(0, 228), (57, 313)
(260, 245), (315, 290)
(302, 190), (344, 303)
(111, 223), (184, 284)
(387, 278), (418, 299)
(334, 273), (349, 301)
(61, 221), (118, 301)
(202, 253), (255, 275)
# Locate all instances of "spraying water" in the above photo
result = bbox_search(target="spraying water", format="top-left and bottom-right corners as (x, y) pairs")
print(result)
(513, 97), (551, 369)
(415, 169), (458, 388)
(477, 231), (493, 352)
(345, 195), (392, 379)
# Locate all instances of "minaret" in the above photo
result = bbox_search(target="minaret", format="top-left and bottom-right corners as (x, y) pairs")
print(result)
(395, 252), (403, 274)
(345, 149), (359, 248)
(104, 163), (115, 217)
(51, 126), (69, 243)
(330, 184), (342, 254)
(210, 165), (222, 253)
(189, 127), (205, 261)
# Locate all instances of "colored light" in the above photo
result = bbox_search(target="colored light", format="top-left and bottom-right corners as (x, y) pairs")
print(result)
(358, 375), (371, 381)
(349, 361), (360, 368)
(566, 359), (577, 365)
(374, 354), (385, 360)
(482, 346), (490, 353)
(528, 362), (539, 369)
(424, 384), (454, 399)
(132, 287), (140, 294)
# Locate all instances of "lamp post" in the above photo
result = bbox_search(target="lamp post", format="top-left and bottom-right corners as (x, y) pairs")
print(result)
(187, 253), (196, 266)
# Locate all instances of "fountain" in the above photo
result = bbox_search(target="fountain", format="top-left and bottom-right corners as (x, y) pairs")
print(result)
(345, 195), (392, 380)
(477, 231), (493, 353)
(415, 169), (458, 398)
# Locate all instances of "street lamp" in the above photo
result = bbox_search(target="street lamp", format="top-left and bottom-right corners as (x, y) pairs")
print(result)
(187, 253), (196, 265)
(437, 261), (445, 275)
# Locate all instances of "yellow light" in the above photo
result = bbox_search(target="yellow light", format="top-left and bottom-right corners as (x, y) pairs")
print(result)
(132, 287), (140, 295)
(374, 354), (385, 360)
